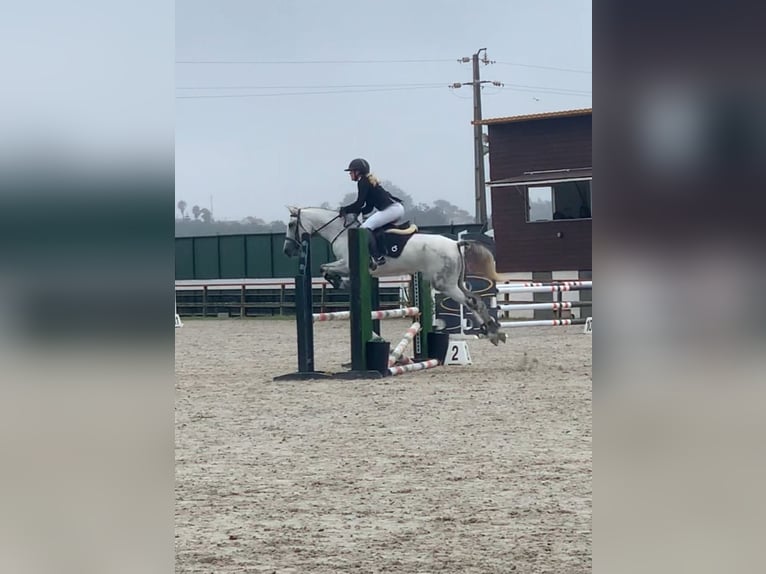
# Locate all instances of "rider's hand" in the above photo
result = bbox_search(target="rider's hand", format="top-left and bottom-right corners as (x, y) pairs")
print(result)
(339, 207), (347, 217)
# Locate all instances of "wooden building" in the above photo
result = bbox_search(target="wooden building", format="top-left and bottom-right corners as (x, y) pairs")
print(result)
(477, 108), (592, 276)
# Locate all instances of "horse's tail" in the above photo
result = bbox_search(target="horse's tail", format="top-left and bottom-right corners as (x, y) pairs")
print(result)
(457, 240), (500, 282)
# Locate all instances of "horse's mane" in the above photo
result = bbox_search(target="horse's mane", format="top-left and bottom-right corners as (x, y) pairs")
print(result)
(299, 206), (340, 215)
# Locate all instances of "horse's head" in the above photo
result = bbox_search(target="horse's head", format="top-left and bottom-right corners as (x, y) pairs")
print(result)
(283, 206), (305, 257)
(284, 205), (350, 258)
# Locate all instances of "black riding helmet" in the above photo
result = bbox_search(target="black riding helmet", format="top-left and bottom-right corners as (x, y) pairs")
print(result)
(344, 158), (370, 175)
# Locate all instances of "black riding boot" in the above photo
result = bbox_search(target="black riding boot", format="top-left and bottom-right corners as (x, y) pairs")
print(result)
(368, 232), (386, 269)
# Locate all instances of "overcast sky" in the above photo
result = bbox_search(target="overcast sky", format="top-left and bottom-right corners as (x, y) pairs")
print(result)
(176, 0), (591, 223)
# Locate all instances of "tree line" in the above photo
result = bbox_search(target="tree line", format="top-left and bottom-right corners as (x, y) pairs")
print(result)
(176, 181), (474, 236)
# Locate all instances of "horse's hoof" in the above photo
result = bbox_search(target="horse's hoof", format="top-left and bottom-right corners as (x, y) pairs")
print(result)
(324, 274), (342, 289)
(488, 327), (508, 345)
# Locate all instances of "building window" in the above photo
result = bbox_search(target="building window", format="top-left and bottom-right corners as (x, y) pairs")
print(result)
(526, 180), (591, 222)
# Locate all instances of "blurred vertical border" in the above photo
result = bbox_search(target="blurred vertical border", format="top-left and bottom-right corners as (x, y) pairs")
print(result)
(0, 1), (174, 572)
(595, 0), (766, 572)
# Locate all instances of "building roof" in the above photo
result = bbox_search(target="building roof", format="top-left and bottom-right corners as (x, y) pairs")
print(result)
(488, 167), (592, 187)
(473, 107), (592, 126)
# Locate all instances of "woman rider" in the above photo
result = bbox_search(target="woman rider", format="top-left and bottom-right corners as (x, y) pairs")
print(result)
(339, 158), (405, 268)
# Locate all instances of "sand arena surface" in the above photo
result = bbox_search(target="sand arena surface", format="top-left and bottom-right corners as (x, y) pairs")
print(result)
(176, 318), (592, 573)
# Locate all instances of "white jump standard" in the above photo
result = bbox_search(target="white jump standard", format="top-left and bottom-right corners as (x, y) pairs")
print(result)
(494, 280), (592, 331)
(274, 229), (442, 380)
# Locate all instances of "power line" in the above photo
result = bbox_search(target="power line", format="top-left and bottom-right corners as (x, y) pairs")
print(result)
(495, 61), (591, 74)
(175, 58), (591, 73)
(502, 82), (591, 95)
(176, 58), (455, 65)
(451, 80), (591, 96)
(176, 84), (592, 100)
(504, 87), (592, 97)
(176, 81), (590, 96)
(449, 90), (473, 100)
(176, 85), (447, 99)
(177, 82), (446, 90)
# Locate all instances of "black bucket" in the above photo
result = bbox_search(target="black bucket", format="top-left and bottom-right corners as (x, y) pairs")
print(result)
(426, 332), (450, 363)
(365, 340), (391, 374)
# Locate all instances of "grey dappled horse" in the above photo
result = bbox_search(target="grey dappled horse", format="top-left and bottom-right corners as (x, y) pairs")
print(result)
(283, 206), (506, 345)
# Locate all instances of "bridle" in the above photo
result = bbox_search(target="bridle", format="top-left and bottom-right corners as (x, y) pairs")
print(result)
(286, 208), (356, 252)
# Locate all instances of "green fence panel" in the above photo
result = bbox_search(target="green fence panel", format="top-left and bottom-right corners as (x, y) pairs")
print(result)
(219, 235), (246, 279)
(245, 235), (274, 278)
(175, 238), (195, 280)
(193, 237), (220, 279)
(271, 235), (299, 277)
(310, 236), (334, 276)
(175, 224), (488, 281)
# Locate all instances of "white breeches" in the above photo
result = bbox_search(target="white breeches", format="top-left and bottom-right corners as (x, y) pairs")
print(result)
(361, 202), (405, 230)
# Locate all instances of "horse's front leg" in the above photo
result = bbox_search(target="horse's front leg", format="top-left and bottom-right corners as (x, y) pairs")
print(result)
(323, 272), (350, 290)
(320, 259), (350, 290)
(320, 258), (349, 275)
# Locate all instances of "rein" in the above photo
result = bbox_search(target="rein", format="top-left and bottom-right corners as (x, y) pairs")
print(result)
(287, 209), (354, 251)
(327, 216), (360, 247)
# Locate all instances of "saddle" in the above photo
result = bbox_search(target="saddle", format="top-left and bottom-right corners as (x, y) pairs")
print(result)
(373, 221), (419, 259)
(380, 221), (418, 236)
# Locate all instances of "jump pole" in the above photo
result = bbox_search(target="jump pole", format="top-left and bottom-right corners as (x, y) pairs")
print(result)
(349, 228), (373, 371)
(339, 228), (437, 378)
(389, 359), (440, 376)
(498, 318), (589, 328)
(330, 228), (383, 379)
(274, 233), (332, 380)
(388, 321), (421, 367)
(312, 307), (419, 322)
(412, 272), (432, 360)
(371, 276), (381, 336)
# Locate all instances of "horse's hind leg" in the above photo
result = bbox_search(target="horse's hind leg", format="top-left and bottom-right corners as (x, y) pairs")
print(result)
(466, 291), (506, 345)
(441, 284), (506, 345)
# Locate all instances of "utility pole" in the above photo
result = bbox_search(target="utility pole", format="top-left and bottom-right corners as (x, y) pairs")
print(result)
(471, 50), (487, 227)
(451, 49), (501, 227)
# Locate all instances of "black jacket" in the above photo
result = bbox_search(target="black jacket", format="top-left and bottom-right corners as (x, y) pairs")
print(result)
(341, 177), (400, 215)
